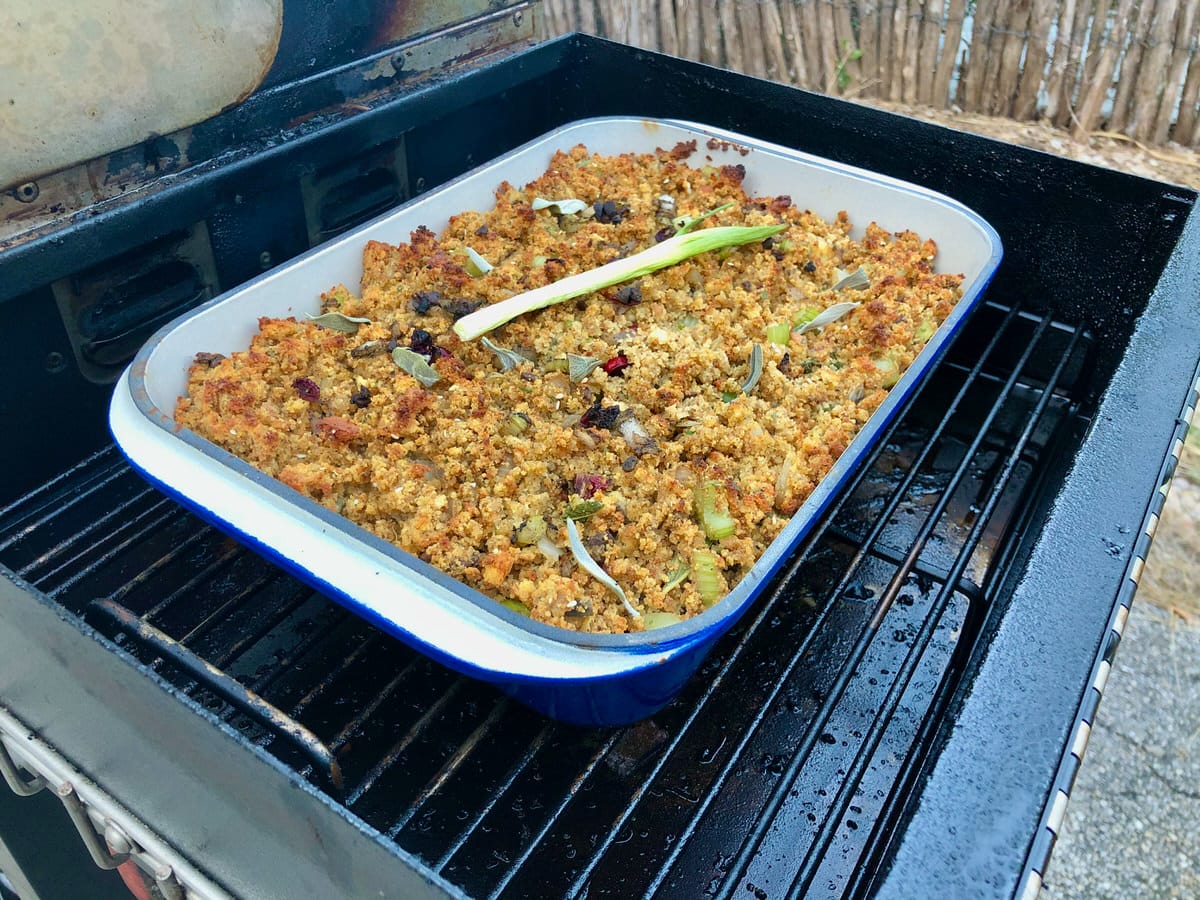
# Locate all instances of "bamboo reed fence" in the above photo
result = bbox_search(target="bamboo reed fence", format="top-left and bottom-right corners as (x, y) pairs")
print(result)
(540, 1), (1200, 147)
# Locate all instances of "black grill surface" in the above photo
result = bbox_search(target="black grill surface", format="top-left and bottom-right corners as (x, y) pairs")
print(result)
(0, 297), (1093, 897)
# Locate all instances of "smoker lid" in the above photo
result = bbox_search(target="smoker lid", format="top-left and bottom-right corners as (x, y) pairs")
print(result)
(0, 0), (531, 192)
(0, 0), (283, 190)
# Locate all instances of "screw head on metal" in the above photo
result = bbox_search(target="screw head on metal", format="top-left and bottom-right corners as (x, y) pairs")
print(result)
(14, 182), (39, 203)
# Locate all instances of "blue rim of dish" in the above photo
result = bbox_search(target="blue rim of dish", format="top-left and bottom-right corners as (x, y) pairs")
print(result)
(120, 116), (1003, 660)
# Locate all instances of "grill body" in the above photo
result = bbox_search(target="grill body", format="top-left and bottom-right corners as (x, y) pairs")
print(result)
(1, 34), (1198, 899)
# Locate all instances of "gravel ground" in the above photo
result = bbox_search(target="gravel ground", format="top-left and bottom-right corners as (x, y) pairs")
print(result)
(1041, 600), (1200, 899)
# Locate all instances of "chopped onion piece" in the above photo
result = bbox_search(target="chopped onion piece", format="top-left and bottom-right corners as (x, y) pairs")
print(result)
(643, 611), (684, 630)
(565, 518), (639, 618)
(741, 343), (764, 395)
(618, 417), (659, 455)
(463, 246), (494, 276)
(536, 535), (563, 561)
(532, 197), (589, 215)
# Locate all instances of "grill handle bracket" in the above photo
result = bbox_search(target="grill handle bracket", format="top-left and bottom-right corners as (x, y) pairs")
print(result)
(0, 739), (45, 796)
(88, 598), (344, 795)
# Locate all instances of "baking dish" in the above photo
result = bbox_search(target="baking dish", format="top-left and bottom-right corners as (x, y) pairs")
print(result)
(110, 117), (1002, 726)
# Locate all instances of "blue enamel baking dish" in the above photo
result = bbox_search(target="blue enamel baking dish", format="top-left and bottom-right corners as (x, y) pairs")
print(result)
(109, 117), (1002, 726)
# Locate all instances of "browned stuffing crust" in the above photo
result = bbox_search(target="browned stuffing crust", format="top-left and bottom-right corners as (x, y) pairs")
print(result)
(176, 144), (963, 633)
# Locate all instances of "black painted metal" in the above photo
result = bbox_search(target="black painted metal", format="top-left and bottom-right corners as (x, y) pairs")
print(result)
(1, 33), (1198, 899)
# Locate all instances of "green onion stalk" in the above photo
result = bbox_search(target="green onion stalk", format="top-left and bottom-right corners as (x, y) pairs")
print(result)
(452, 224), (786, 341)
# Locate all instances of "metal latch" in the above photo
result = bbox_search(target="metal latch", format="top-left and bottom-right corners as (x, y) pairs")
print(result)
(0, 705), (230, 900)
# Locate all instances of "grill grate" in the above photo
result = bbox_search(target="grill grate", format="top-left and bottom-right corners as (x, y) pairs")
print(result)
(0, 297), (1093, 897)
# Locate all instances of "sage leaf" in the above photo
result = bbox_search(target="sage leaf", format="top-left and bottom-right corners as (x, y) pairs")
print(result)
(480, 337), (533, 372)
(792, 301), (860, 336)
(830, 266), (870, 291)
(305, 312), (371, 333)
(391, 347), (441, 387)
(567, 353), (602, 382)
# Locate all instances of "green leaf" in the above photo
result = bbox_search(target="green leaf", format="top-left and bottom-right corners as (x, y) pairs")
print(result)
(391, 347), (441, 387)
(480, 336), (532, 372)
(305, 312), (371, 333)
(567, 353), (602, 382)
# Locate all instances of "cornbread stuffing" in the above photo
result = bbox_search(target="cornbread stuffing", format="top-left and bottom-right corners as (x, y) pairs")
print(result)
(176, 143), (963, 633)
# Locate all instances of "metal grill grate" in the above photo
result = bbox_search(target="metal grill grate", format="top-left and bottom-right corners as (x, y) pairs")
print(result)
(0, 297), (1093, 898)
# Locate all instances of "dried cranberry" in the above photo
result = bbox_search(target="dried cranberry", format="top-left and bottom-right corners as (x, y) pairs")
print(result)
(612, 283), (642, 306)
(778, 352), (791, 374)
(654, 227), (673, 243)
(193, 352), (226, 368)
(580, 397), (621, 430)
(440, 297), (483, 319)
(410, 290), (442, 314)
(593, 199), (628, 224)
(475, 225), (489, 236)
(573, 473), (611, 499)
(292, 377), (321, 402)
(601, 353), (631, 377)
(349, 386), (371, 408)
(410, 328), (435, 358)
(804, 260), (817, 273)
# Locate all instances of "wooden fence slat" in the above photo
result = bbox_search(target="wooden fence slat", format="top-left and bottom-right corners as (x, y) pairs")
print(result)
(917, 0), (944, 106)
(717, 0), (743, 71)
(759, 1), (792, 83)
(739, 0), (769, 79)
(834, 0), (863, 94)
(657, 0), (679, 57)
(1134, 0), (1182, 142)
(1174, 1), (1200, 142)
(1054, 0), (1097, 128)
(1107, 1), (1145, 132)
(983, 0), (1019, 115)
(800, 0), (829, 91)
(901, 0), (921, 103)
(1080, 0), (1109, 92)
(873, 1), (894, 100)
(992, 0), (1034, 116)
(814, 0), (841, 92)
(960, 0), (997, 111)
(779, 0), (809, 86)
(862, 0), (886, 99)
(887, 0), (907, 101)
(1014, 0), (1056, 119)
(677, 0), (702, 62)
(932, 0), (967, 106)
(1043, 0), (1077, 122)
(1073, 0), (1137, 137)
(698, 0), (723, 66)
(1152, 0), (1197, 143)
(577, 0), (598, 37)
